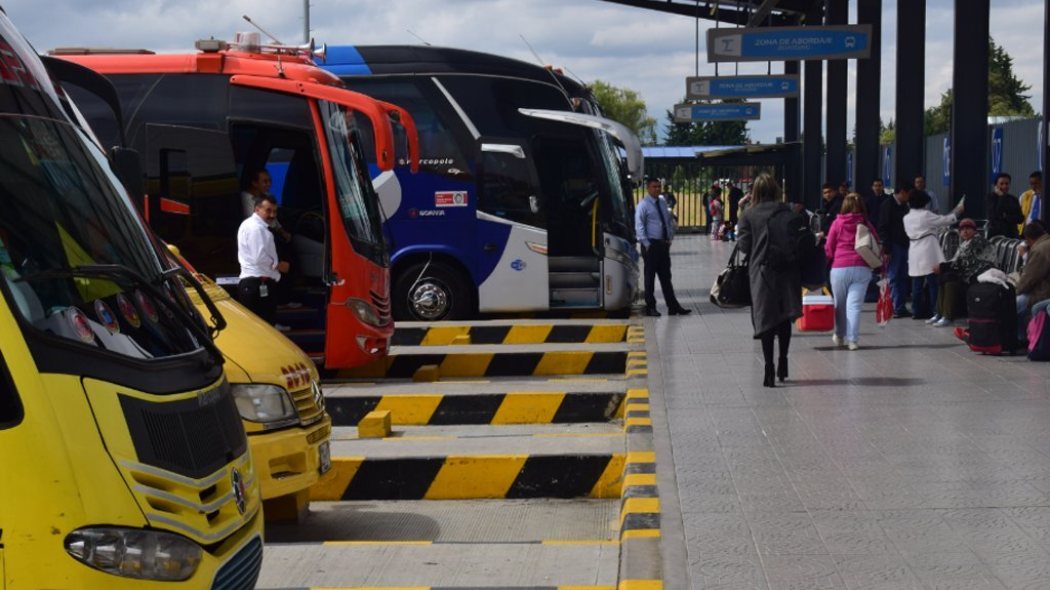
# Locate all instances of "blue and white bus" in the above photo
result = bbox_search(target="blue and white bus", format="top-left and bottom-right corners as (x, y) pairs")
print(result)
(317, 45), (642, 321)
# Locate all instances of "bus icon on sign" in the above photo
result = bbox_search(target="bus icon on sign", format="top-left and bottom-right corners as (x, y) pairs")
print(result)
(845, 36), (856, 48)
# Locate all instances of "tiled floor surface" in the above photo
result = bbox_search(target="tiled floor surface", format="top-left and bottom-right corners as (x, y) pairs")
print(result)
(650, 235), (1050, 590)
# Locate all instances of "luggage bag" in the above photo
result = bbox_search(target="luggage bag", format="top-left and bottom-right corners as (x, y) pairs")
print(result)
(965, 282), (1018, 355)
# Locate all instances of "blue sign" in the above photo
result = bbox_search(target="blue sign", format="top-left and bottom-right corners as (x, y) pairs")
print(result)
(882, 146), (892, 187)
(942, 137), (951, 187)
(991, 127), (1004, 179)
(707, 25), (873, 63)
(673, 102), (761, 123)
(686, 75), (799, 99)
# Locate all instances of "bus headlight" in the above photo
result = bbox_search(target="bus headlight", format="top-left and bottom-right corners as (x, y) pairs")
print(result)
(346, 298), (382, 326)
(231, 384), (298, 429)
(65, 527), (202, 581)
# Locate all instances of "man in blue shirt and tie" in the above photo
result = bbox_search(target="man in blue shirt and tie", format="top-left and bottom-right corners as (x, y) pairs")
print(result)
(636, 177), (691, 317)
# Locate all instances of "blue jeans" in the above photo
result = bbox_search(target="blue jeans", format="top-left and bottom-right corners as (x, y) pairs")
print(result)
(888, 243), (911, 314)
(1018, 293), (1033, 341)
(911, 274), (939, 318)
(830, 266), (872, 343)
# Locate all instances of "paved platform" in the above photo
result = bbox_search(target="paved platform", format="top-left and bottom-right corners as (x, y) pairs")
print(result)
(329, 423), (624, 456)
(649, 235), (1050, 590)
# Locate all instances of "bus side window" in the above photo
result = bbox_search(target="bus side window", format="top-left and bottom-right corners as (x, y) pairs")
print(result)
(0, 353), (23, 429)
(478, 148), (545, 229)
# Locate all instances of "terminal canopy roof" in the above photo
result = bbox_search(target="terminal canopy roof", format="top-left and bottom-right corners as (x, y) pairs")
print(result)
(596, 0), (823, 25)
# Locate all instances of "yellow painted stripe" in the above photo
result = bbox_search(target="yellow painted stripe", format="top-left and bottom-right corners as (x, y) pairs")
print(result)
(626, 388), (649, 399)
(627, 451), (656, 463)
(309, 457), (364, 502)
(628, 404), (651, 413)
(585, 324), (629, 343)
(621, 529), (662, 540)
(623, 473), (657, 487)
(374, 394), (443, 425)
(424, 455), (528, 499)
(504, 324), (554, 344)
(534, 352), (593, 375)
(420, 326), (470, 345)
(311, 587), (431, 590)
(439, 353), (494, 377)
(324, 541), (433, 546)
(492, 392), (565, 424)
(589, 454), (626, 499)
(621, 498), (661, 524)
(625, 417), (653, 427)
(626, 369), (648, 377)
(619, 580), (663, 590)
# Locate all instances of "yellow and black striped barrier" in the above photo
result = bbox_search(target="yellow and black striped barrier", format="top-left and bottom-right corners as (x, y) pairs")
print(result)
(275, 585), (616, 590)
(393, 323), (630, 347)
(328, 349), (628, 380)
(619, 449), (659, 540)
(311, 454), (625, 501)
(326, 391), (627, 427)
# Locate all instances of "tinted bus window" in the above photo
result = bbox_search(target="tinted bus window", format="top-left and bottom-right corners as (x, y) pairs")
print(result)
(108, 74), (229, 151)
(343, 78), (468, 177)
(436, 76), (569, 138)
(229, 85), (313, 130)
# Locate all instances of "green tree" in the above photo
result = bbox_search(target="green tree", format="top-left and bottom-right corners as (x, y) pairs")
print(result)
(923, 38), (1035, 136)
(588, 80), (658, 145)
(663, 98), (750, 146)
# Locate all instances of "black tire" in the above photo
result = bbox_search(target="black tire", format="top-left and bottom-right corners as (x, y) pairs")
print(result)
(392, 260), (473, 321)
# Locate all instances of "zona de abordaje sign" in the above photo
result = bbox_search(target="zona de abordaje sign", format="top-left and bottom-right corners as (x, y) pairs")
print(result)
(674, 102), (761, 123)
(707, 25), (873, 62)
(687, 75), (800, 99)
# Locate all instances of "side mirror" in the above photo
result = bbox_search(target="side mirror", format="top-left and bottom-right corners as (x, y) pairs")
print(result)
(109, 147), (145, 203)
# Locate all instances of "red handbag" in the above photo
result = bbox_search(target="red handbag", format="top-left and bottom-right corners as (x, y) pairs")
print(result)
(875, 276), (893, 326)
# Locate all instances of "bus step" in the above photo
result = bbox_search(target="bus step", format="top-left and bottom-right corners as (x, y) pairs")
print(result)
(284, 329), (326, 350)
(548, 272), (601, 289)
(549, 288), (600, 308)
(548, 256), (600, 273)
(275, 305), (325, 329)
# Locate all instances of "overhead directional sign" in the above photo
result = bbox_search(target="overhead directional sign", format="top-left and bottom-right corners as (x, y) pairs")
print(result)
(687, 75), (800, 99)
(674, 102), (761, 123)
(707, 25), (873, 62)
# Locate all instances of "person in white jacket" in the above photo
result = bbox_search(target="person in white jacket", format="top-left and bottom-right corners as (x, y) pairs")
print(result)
(904, 190), (964, 319)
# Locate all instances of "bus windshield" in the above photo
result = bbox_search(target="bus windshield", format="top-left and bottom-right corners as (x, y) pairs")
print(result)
(0, 111), (207, 359)
(594, 130), (633, 237)
(319, 99), (387, 265)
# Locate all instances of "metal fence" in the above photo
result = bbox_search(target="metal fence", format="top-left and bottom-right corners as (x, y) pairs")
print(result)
(634, 160), (775, 232)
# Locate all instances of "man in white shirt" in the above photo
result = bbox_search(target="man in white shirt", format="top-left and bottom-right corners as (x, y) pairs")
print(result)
(237, 194), (289, 324)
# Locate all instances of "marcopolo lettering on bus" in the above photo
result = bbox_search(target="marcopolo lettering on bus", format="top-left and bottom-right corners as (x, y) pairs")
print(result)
(435, 191), (469, 207)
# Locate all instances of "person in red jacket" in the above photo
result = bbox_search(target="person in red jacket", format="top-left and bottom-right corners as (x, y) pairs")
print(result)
(824, 193), (881, 350)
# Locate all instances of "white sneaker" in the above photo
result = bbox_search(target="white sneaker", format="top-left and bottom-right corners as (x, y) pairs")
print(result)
(274, 323), (292, 332)
(933, 318), (953, 327)
(847, 342), (859, 351)
(925, 314), (942, 325)
(832, 335), (844, 347)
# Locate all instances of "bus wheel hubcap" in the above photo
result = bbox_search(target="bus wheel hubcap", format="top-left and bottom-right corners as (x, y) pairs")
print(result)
(410, 282), (450, 320)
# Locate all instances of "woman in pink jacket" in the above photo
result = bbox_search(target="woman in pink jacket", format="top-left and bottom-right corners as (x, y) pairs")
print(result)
(823, 193), (881, 350)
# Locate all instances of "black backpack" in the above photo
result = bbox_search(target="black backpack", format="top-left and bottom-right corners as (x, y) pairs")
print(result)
(762, 206), (817, 271)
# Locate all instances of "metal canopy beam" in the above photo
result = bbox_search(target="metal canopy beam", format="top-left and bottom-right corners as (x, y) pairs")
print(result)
(855, 0), (882, 191)
(594, 0), (806, 24)
(802, 3), (824, 209)
(894, 0), (926, 189)
(747, 0), (781, 26)
(825, 0), (848, 187)
(950, 0), (990, 217)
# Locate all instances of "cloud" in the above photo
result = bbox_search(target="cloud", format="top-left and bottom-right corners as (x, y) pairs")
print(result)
(4, 0), (1044, 144)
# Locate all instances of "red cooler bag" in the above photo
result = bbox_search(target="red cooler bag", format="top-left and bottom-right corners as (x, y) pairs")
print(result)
(796, 293), (834, 332)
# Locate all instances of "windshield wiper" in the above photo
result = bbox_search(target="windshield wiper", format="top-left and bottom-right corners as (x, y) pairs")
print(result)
(17, 263), (225, 368)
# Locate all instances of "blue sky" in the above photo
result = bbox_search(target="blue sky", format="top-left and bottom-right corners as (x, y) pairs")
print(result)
(7, 0), (1045, 143)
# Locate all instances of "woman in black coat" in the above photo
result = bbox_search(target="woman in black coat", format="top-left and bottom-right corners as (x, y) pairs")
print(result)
(737, 173), (804, 387)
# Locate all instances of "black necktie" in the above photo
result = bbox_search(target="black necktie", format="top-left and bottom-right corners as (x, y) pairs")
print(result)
(655, 199), (669, 241)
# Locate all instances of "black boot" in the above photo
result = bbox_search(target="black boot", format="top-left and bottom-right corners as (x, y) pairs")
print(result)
(777, 357), (788, 382)
(763, 363), (776, 388)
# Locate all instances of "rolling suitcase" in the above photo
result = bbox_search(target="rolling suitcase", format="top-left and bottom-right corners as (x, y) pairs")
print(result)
(965, 282), (1018, 355)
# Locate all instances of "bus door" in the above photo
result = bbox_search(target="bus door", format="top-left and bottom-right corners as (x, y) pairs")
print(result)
(474, 138), (549, 312)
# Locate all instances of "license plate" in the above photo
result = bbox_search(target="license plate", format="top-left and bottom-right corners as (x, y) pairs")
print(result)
(318, 441), (331, 475)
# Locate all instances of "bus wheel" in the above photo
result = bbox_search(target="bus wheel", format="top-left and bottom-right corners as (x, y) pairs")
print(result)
(393, 261), (471, 321)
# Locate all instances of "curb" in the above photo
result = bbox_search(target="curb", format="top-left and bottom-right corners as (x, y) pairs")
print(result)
(325, 391), (627, 426)
(328, 350), (629, 380)
(393, 323), (630, 346)
(617, 325), (663, 590)
(311, 453), (625, 501)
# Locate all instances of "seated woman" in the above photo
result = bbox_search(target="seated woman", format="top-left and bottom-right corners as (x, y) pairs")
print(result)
(930, 218), (995, 326)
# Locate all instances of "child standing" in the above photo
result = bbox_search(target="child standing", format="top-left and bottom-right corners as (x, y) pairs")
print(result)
(709, 196), (724, 240)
